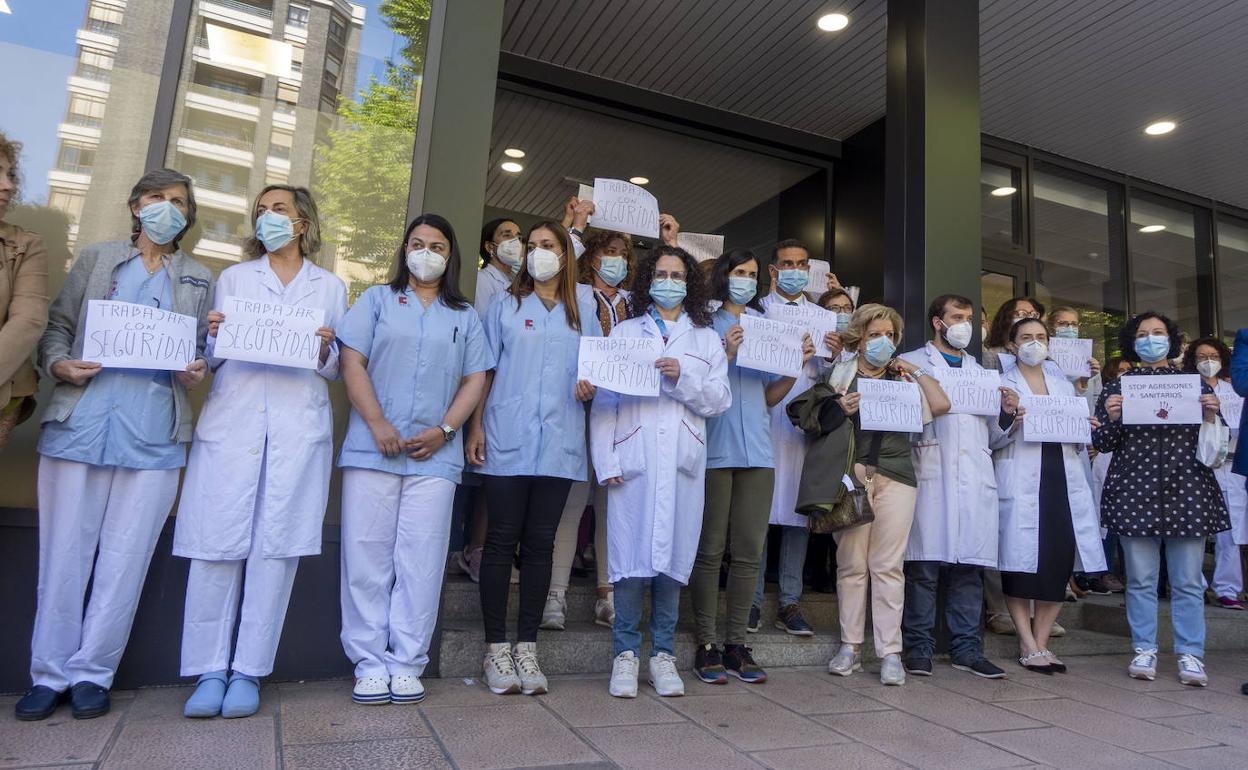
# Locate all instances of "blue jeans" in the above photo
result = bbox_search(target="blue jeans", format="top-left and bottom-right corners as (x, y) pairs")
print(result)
(754, 525), (809, 608)
(613, 574), (682, 657)
(1120, 536), (1206, 657)
(901, 561), (984, 662)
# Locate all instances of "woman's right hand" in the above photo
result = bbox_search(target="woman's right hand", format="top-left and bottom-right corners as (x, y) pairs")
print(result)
(724, 324), (744, 359)
(368, 418), (403, 457)
(604, 476), (624, 486)
(465, 426), (487, 466)
(1105, 394), (1123, 422)
(839, 391), (861, 416)
(51, 359), (102, 386)
(207, 310), (225, 338)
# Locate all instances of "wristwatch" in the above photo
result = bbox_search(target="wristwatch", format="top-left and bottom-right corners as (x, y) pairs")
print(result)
(569, 227), (585, 240)
(911, 367), (931, 379)
(440, 424), (457, 442)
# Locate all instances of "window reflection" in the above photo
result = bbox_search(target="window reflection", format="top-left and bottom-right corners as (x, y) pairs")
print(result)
(1129, 194), (1205, 336)
(981, 161), (1021, 247)
(1217, 217), (1248, 341)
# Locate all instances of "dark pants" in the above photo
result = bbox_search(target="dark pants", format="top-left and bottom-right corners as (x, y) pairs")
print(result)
(480, 475), (573, 643)
(902, 561), (985, 662)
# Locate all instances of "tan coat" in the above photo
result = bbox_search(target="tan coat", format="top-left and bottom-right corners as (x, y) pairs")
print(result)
(0, 220), (48, 406)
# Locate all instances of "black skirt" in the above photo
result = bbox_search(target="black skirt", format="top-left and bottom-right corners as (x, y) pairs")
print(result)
(1002, 442), (1076, 602)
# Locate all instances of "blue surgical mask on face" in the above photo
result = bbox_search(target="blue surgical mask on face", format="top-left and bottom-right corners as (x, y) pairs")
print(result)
(1135, 333), (1171, 363)
(596, 256), (628, 287)
(649, 278), (687, 310)
(256, 210), (299, 253)
(138, 201), (187, 245)
(727, 276), (757, 305)
(835, 312), (852, 333)
(1054, 327), (1079, 339)
(776, 268), (809, 296)
(864, 335), (896, 368)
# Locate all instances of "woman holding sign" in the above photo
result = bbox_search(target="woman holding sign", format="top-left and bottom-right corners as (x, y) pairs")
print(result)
(174, 185), (345, 719)
(991, 318), (1106, 673)
(466, 221), (601, 697)
(1093, 312), (1229, 687)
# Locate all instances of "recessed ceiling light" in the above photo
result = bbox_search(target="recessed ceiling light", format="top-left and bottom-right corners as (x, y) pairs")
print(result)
(500, 161), (523, 173)
(1138, 224), (1166, 233)
(629, 176), (649, 185)
(1144, 120), (1176, 136)
(503, 148), (525, 158)
(817, 13), (849, 31)
(990, 186), (1017, 197)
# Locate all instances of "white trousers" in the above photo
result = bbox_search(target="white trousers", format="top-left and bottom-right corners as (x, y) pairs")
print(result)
(550, 477), (610, 591)
(339, 469), (455, 679)
(31, 456), (180, 691)
(1213, 530), (1244, 598)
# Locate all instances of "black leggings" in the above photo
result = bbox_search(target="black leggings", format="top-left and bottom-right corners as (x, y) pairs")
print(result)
(480, 475), (573, 643)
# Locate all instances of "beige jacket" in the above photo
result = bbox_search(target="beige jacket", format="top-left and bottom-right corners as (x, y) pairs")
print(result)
(0, 220), (48, 404)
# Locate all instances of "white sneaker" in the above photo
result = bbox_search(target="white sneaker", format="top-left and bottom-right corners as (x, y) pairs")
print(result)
(609, 651), (639, 698)
(352, 676), (391, 705)
(483, 643), (522, 694)
(1177, 653), (1208, 687)
(513, 642), (548, 695)
(594, 593), (615, 629)
(540, 591), (567, 630)
(827, 644), (862, 677)
(880, 653), (906, 686)
(648, 652), (685, 697)
(1128, 647), (1158, 681)
(389, 674), (425, 704)
(456, 547), (482, 583)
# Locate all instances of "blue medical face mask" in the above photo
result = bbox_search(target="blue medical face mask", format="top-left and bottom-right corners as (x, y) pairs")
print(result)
(835, 312), (852, 333)
(649, 278), (687, 310)
(256, 210), (300, 253)
(863, 335), (897, 368)
(596, 256), (628, 287)
(1054, 326), (1079, 339)
(727, 276), (757, 305)
(1135, 333), (1171, 363)
(776, 268), (809, 296)
(138, 201), (187, 245)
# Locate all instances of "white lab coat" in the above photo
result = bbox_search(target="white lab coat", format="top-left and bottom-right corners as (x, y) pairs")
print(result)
(590, 312), (731, 584)
(1212, 379), (1248, 543)
(760, 292), (820, 526)
(174, 257), (347, 560)
(990, 361), (1107, 574)
(899, 343), (1002, 566)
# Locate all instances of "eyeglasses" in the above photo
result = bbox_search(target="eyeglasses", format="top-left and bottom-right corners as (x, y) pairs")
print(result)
(654, 271), (687, 282)
(828, 304), (854, 313)
(1011, 311), (1040, 320)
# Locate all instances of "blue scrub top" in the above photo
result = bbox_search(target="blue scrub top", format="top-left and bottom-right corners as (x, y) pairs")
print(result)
(478, 290), (602, 481)
(336, 285), (492, 482)
(39, 253), (184, 470)
(706, 308), (776, 469)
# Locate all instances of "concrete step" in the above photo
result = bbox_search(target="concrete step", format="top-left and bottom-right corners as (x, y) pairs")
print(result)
(1076, 592), (1248, 652)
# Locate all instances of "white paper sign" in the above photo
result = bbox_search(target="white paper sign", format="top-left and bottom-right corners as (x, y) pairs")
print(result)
(578, 336), (662, 396)
(82, 300), (197, 370)
(590, 178), (660, 238)
(1020, 394), (1091, 443)
(677, 232), (725, 263)
(805, 259), (831, 300)
(1121, 374), (1203, 425)
(1222, 391), (1244, 431)
(858, 378), (923, 433)
(765, 302), (838, 358)
(577, 183), (595, 203)
(1049, 337), (1093, 379)
(737, 315), (804, 378)
(213, 296), (326, 369)
(934, 367), (1002, 416)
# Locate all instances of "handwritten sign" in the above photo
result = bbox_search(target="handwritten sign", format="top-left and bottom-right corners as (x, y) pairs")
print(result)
(82, 300), (197, 370)
(1121, 374), (1202, 425)
(578, 336), (662, 396)
(1020, 394), (1091, 443)
(1222, 391), (1244, 431)
(858, 379), (923, 433)
(213, 296), (325, 369)
(934, 367), (1002, 416)
(806, 259), (832, 300)
(590, 178), (660, 238)
(577, 183), (595, 202)
(737, 315), (804, 378)
(1049, 337), (1093, 379)
(677, 232), (725, 263)
(766, 302), (838, 358)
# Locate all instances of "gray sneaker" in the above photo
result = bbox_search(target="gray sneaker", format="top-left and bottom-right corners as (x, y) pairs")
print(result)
(827, 644), (861, 677)
(483, 643), (521, 695)
(513, 642), (548, 695)
(880, 653), (906, 686)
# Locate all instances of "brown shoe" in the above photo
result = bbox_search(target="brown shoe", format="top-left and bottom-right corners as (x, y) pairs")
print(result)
(985, 613), (1016, 635)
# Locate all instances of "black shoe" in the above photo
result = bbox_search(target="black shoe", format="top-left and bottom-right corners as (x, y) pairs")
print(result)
(903, 656), (933, 676)
(775, 604), (815, 636)
(1241, 682), (1248, 696)
(723, 644), (767, 683)
(69, 682), (110, 719)
(746, 606), (761, 634)
(952, 658), (1007, 679)
(694, 644), (729, 684)
(15, 686), (66, 721)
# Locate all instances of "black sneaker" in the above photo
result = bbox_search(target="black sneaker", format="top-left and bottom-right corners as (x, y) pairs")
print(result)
(14, 686), (66, 721)
(723, 645), (767, 683)
(903, 656), (933, 676)
(747, 606), (761, 634)
(694, 644), (728, 684)
(69, 681), (110, 719)
(952, 658), (1007, 679)
(775, 604), (814, 636)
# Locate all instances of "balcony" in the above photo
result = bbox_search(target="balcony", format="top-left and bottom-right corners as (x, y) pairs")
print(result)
(185, 83), (261, 122)
(192, 177), (250, 213)
(176, 127), (255, 167)
(180, 127), (253, 151)
(199, 0), (273, 35)
(74, 63), (111, 83)
(194, 233), (246, 263)
(85, 19), (122, 37)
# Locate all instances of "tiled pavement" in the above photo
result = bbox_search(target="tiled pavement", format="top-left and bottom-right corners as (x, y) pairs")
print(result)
(4, 653), (1248, 769)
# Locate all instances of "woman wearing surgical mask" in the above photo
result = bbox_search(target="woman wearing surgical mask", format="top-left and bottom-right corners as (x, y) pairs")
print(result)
(983, 297), (1046, 372)
(819, 304), (950, 686)
(543, 230), (636, 632)
(992, 318), (1106, 673)
(1093, 313), (1229, 687)
(1183, 338), (1246, 611)
(466, 221), (601, 697)
(817, 288), (856, 363)
(690, 249), (811, 685)
(174, 185), (345, 719)
(19, 170), (212, 723)
(1048, 307), (1102, 396)
(334, 214), (491, 705)
(591, 246), (731, 698)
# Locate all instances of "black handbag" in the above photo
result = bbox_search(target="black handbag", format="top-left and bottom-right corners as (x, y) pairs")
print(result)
(808, 428), (878, 534)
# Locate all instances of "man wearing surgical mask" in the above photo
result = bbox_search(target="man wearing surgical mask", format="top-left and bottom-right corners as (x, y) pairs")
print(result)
(18, 169), (214, 722)
(1049, 307), (1103, 403)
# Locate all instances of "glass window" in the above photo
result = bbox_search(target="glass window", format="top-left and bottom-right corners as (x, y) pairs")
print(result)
(67, 94), (107, 127)
(1217, 217), (1248, 341)
(1129, 193), (1209, 337)
(981, 161), (1022, 248)
(286, 4), (310, 29)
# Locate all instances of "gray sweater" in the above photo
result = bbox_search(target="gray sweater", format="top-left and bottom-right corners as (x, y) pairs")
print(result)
(37, 240), (214, 443)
